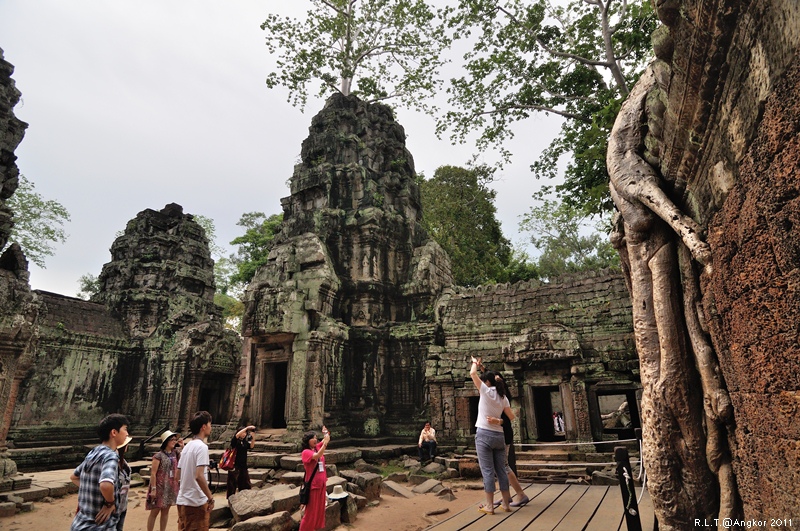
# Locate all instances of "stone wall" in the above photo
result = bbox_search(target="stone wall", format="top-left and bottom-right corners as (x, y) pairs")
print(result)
(428, 269), (636, 443)
(4, 205), (242, 468)
(0, 48), (38, 487)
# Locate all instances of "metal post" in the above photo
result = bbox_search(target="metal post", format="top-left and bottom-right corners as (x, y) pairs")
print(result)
(615, 446), (642, 531)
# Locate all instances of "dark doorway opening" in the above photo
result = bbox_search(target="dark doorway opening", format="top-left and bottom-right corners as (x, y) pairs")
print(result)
(468, 396), (479, 434)
(271, 362), (288, 428)
(198, 374), (233, 421)
(533, 386), (564, 442)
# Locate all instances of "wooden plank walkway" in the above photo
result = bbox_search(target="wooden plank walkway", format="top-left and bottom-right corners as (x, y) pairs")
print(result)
(427, 483), (654, 531)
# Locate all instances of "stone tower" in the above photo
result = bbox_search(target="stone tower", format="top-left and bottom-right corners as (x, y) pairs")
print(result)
(239, 94), (453, 437)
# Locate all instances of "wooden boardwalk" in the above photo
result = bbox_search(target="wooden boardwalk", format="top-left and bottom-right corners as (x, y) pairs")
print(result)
(427, 483), (654, 531)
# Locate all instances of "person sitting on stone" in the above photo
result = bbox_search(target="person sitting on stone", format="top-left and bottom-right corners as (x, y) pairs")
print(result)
(418, 421), (437, 463)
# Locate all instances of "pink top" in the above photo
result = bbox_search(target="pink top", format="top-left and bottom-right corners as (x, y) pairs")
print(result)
(301, 442), (327, 489)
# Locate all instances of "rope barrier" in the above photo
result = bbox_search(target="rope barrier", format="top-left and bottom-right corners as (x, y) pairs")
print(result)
(515, 459), (642, 467)
(514, 438), (638, 448)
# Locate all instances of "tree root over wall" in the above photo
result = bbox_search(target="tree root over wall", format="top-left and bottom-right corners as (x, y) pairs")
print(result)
(607, 65), (741, 530)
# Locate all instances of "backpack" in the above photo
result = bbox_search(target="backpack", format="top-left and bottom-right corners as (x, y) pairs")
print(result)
(219, 446), (237, 471)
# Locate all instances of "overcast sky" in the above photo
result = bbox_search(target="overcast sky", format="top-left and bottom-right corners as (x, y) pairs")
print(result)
(0, 0), (563, 296)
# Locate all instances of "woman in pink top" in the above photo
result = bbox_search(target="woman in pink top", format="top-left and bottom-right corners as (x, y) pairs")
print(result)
(299, 427), (330, 531)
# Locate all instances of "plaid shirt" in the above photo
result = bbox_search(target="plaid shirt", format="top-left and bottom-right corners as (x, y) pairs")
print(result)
(71, 445), (120, 530)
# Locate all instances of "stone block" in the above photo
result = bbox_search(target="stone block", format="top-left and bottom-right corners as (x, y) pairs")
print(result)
(0, 479), (11, 493)
(411, 479), (441, 494)
(249, 453), (283, 469)
(0, 501), (16, 517)
(355, 462), (381, 474)
(279, 471), (304, 486)
(324, 448), (361, 464)
(325, 475), (347, 493)
(385, 472), (408, 482)
(338, 469), (358, 482)
(438, 468), (460, 480)
(210, 503), (232, 524)
(269, 485), (300, 514)
(11, 477), (32, 490)
(323, 501), (341, 531)
(345, 482), (365, 497)
(339, 494), (358, 524)
(19, 501), (34, 512)
(407, 474), (429, 486)
(353, 472), (382, 500)
(228, 488), (276, 522)
(8, 486), (49, 502)
(230, 511), (294, 531)
(381, 480), (415, 499)
(591, 470), (619, 485)
(351, 493), (368, 509)
(279, 456), (302, 471)
(422, 462), (445, 474)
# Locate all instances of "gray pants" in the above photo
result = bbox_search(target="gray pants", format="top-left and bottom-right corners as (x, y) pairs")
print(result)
(475, 428), (509, 493)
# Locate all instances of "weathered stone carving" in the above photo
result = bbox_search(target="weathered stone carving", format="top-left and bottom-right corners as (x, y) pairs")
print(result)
(0, 48), (39, 488)
(240, 94), (454, 437)
(6, 204), (242, 465)
(608, 0), (800, 525)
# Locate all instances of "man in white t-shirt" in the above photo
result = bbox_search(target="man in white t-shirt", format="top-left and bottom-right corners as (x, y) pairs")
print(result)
(177, 411), (214, 531)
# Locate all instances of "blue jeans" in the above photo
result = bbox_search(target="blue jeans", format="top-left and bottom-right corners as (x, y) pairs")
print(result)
(475, 428), (509, 493)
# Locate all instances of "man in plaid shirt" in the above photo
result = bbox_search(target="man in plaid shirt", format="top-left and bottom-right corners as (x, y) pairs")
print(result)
(70, 414), (130, 530)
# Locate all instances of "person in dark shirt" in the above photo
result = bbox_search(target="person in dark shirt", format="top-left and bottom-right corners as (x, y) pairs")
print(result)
(226, 425), (255, 498)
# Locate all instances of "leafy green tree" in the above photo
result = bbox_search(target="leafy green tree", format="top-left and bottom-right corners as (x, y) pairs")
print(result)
(440, 0), (655, 214)
(420, 165), (530, 286)
(76, 273), (100, 300)
(5, 174), (70, 268)
(520, 199), (619, 280)
(262, 0), (449, 112)
(229, 212), (283, 286)
(194, 214), (245, 329)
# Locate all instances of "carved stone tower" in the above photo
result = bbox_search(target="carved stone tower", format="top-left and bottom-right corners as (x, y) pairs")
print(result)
(240, 94), (453, 437)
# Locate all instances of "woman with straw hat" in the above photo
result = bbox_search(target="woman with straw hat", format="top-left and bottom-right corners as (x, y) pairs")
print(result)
(146, 430), (183, 531)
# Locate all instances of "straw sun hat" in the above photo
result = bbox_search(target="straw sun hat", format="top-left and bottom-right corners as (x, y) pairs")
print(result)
(328, 485), (349, 500)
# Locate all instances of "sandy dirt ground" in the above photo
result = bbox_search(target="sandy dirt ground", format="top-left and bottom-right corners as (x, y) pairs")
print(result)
(3, 479), (487, 531)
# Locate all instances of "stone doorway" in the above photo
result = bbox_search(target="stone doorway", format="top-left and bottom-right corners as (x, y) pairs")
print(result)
(198, 373), (235, 423)
(267, 362), (288, 429)
(251, 345), (291, 429)
(524, 385), (566, 442)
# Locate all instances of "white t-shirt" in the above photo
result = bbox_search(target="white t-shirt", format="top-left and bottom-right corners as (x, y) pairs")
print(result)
(176, 438), (209, 507)
(476, 382), (509, 432)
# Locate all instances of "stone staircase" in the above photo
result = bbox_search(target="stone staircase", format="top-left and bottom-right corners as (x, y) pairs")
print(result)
(458, 440), (641, 484)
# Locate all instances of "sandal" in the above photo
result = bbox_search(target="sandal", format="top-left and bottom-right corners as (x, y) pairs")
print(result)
(500, 505), (513, 512)
(510, 495), (530, 507)
(478, 505), (495, 515)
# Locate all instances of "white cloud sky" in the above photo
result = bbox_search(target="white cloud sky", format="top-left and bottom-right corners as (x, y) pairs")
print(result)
(0, 0), (563, 296)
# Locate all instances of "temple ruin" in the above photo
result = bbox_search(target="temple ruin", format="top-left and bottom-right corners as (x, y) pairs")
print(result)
(234, 94), (640, 445)
(2, 0), (799, 521)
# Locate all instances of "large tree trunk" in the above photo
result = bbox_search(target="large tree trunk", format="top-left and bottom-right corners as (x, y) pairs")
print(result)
(608, 65), (739, 529)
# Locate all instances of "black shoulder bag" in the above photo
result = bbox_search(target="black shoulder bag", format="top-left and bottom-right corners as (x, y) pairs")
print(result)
(299, 461), (319, 505)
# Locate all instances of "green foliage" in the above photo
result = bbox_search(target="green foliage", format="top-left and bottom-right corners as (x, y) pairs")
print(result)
(214, 292), (245, 330)
(420, 165), (534, 286)
(440, 0), (656, 214)
(194, 214), (246, 330)
(262, 0), (449, 112)
(229, 212), (283, 286)
(520, 199), (619, 280)
(5, 174), (71, 268)
(76, 273), (100, 300)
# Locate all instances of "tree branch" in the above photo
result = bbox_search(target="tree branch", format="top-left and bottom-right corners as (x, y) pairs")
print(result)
(473, 103), (589, 123)
(495, 5), (615, 68)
